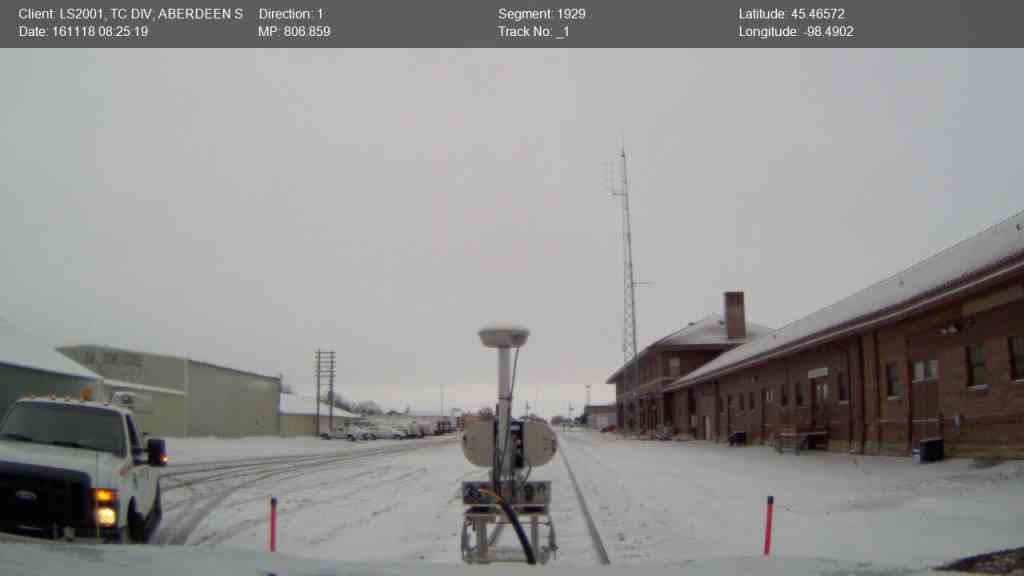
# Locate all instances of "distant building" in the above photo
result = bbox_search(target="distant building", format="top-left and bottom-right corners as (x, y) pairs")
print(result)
(60, 345), (281, 438)
(278, 393), (359, 437)
(0, 324), (102, 418)
(607, 296), (772, 435)
(584, 404), (617, 429)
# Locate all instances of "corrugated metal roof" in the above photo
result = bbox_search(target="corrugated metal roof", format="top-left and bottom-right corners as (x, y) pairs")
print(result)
(0, 323), (101, 380)
(605, 314), (774, 383)
(278, 393), (360, 418)
(674, 210), (1024, 389)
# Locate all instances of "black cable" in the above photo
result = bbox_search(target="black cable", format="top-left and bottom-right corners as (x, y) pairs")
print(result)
(496, 495), (536, 565)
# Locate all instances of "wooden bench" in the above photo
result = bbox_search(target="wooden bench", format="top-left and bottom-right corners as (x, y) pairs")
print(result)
(774, 425), (828, 454)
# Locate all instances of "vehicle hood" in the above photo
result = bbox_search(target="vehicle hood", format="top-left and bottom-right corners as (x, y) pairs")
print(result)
(0, 440), (120, 484)
(0, 542), (945, 576)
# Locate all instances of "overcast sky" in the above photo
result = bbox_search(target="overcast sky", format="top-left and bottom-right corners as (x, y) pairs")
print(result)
(2, 49), (1022, 419)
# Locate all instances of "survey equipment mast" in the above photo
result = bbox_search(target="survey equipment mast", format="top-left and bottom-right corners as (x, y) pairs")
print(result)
(460, 324), (559, 564)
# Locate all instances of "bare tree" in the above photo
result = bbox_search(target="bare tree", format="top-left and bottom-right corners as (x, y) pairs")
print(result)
(355, 400), (382, 415)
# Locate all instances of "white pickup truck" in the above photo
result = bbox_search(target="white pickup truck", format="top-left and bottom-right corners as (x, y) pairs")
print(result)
(0, 396), (167, 543)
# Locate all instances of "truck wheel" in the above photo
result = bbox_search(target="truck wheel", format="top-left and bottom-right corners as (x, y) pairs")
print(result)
(151, 484), (163, 524)
(127, 501), (146, 543)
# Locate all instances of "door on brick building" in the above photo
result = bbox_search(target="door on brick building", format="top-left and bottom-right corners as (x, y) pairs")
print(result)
(910, 358), (940, 446)
(760, 388), (768, 444)
(812, 377), (830, 430)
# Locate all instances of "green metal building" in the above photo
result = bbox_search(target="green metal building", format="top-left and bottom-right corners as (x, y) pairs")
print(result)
(0, 324), (102, 420)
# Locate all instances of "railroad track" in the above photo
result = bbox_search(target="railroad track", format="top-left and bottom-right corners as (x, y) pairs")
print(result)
(558, 432), (611, 565)
(153, 437), (457, 546)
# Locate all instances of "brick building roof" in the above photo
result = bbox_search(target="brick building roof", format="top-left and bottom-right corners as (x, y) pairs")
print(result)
(671, 210), (1024, 390)
(606, 314), (773, 384)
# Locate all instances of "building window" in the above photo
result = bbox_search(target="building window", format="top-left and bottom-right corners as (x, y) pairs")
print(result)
(780, 386), (788, 406)
(912, 359), (938, 382)
(668, 357), (681, 377)
(82, 351), (96, 364)
(886, 363), (902, 397)
(766, 388), (775, 403)
(968, 345), (987, 388)
(739, 394), (745, 411)
(749, 391), (755, 411)
(718, 396), (724, 413)
(816, 380), (830, 402)
(795, 381), (804, 406)
(103, 353), (119, 365)
(838, 372), (848, 402)
(1011, 337), (1024, 381)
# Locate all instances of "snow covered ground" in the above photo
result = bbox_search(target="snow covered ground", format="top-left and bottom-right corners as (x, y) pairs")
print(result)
(559, 429), (1024, 568)
(165, 434), (388, 464)
(151, 430), (1023, 569)
(156, 434), (595, 565)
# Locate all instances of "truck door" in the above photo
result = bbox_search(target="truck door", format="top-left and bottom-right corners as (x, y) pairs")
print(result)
(125, 415), (152, 513)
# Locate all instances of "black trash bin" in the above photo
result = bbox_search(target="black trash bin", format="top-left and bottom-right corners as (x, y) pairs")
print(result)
(919, 437), (944, 463)
(729, 431), (747, 446)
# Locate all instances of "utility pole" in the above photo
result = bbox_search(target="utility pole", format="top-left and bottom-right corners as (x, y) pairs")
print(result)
(314, 350), (336, 437)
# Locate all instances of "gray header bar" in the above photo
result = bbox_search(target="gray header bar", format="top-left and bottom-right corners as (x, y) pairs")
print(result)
(4, 1), (1023, 48)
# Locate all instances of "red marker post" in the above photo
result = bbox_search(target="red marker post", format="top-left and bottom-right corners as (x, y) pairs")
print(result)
(270, 497), (278, 552)
(763, 495), (774, 556)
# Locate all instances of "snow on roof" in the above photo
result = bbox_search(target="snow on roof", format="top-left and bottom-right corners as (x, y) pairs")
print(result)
(606, 314), (774, 383)
(278, 393), (360, 418)
(102, 379), (185, 397)
(653, 314), (774, 348)
(0, 323), (100, 380)
(675, 210), (1024, 389)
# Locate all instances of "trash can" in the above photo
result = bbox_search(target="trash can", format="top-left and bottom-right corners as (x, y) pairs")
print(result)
(919, 437), (944, 463)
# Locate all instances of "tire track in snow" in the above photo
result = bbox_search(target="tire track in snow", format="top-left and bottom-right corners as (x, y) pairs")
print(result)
(155, 438), (457, 546)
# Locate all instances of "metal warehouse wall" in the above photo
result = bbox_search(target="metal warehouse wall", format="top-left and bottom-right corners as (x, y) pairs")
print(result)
(0, 364), (98, 420)
(61, 346), (188, 393)
(279, 414), (347, 437)
(101, 382), (186, 438)
(186, 361), (280, 437)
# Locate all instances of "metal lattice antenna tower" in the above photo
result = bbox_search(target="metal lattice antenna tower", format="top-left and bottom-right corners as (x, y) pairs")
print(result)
(611, 142), (640, 399)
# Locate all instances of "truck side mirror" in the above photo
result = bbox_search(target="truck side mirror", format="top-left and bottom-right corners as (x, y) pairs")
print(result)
(147, 438), (167, 467)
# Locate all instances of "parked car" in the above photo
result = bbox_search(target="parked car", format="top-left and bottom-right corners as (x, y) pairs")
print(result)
(600, 425), (617, 433)
(327, 423), (372, 441)
(368, 425), (403, 440)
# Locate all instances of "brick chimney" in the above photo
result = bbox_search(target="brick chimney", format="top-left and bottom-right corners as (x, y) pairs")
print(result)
(724, 292), (746, 340)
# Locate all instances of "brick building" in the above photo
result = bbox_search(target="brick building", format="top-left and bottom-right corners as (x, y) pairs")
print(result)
(666, 210), (1024, 457)
(606, 296), (773, 435)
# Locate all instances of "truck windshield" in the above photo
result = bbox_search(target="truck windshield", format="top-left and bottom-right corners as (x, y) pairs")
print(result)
(0, 403), (125, 457)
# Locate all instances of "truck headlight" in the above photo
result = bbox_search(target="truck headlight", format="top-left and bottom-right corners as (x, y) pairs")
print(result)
(96, 507), (117, 527)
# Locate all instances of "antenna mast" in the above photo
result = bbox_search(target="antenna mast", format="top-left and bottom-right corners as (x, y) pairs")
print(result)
(612, 142), (640, 409)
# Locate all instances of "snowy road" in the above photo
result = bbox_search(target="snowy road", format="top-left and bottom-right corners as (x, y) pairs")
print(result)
(152, 434), (601, 566)
(559, 429), (1024, 568)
